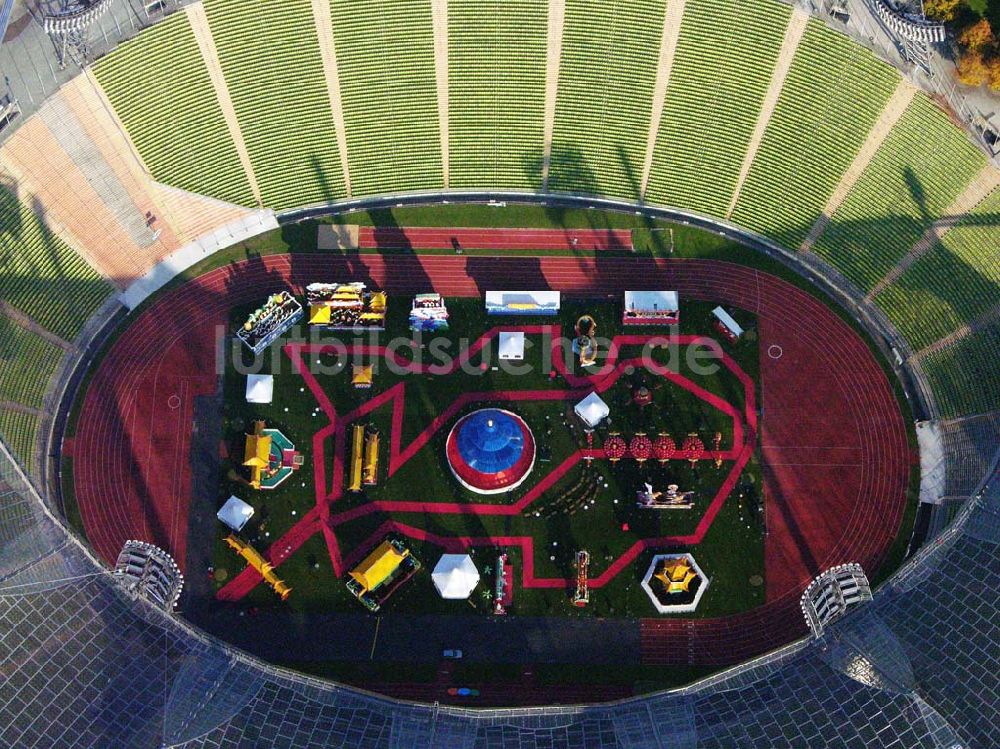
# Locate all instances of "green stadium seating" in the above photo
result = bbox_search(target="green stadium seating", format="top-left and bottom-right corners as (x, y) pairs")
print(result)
(0, 185), (113, 341)
(448, 0), (547, 190)
(548, 0), (666, 198)
(204, 0), (346, 210)
(875, 186), (1000, 352)
(0, 317), (63, 409)
(921, 327), (1000, 418)
(0, 408), (39, 475)
(813, 94), (985, 291)
(731, 21), (898, 248)
(92, 12), (254, 207)
(646, 0), (790, 217)
(331, 0), (443, 196)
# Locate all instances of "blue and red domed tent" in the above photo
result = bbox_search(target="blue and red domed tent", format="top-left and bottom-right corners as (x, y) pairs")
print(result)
(445, 408), (536, 494)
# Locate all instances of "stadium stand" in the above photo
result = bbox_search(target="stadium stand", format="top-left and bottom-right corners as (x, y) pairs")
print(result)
(0, 317), (63, 409)
(731, 21), (899, 248)
(645, 0), (790, 217)
(202, 0), (346, 209)
(91, 12), (255, 208)
(920, 326), (1000, 418)
(875, 185), (1000, 351)
(813, 94), (985, 291)
(0, 408), (40, 475)
(548, 0), (665, 198)
(940, 412), (1000, 498)
(1, 111), (168, 286)
(447, 0), (547, 190)
(330, 0), (443, 196)
(0, 443), (998, 747)
(1, 1), (1000, 744)
(0, 184), (112, 341)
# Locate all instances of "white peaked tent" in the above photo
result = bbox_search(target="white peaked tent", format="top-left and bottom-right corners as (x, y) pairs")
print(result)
(432, 554), (480, 599)
(217, 496), (254, 532)
(245, 374), (274, 404)
(498, 331), (525, 360)
(574, 391), (610, 429)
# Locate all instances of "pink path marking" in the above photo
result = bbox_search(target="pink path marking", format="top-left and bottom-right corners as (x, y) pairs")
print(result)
(217, 326), (756, 598)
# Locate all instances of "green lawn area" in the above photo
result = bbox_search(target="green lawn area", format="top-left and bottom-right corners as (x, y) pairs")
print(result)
(212, 295), (766, 621)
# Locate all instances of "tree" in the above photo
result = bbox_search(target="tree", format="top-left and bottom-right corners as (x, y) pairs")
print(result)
(924, 0), (961, 22)
(959, 18), (995, 52)
(957, 49), (990, 86)
(987, 56), (1000, 91)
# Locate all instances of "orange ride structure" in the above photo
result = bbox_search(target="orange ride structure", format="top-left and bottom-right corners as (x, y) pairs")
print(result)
(224, 535), (292, 601)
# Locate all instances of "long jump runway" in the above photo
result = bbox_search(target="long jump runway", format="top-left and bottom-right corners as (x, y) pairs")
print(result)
(72, 252), (909, 668)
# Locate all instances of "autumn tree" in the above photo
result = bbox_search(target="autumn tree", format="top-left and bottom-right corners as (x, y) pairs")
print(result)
(923, 0), (961, 22)
(959, 18), (995, 52)
(987, 55), (1000, 91)
(957, 49), (990, 86)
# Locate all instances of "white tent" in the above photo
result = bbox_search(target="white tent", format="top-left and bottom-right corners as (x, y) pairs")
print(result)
(574, 391), (610, 429)
(711, 306), (744, 338)
(498, 331), (525, 360)
(245, 374), (274, 404)
(217, 496), (254, 532)
(432, 554), (480, 599)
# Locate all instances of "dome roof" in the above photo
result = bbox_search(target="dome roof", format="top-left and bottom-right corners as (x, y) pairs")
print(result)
(446, 409), (535, 494)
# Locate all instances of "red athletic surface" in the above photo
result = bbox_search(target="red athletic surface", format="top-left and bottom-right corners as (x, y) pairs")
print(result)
(358, 226), (633, 251)
(73, 252), (908, 667)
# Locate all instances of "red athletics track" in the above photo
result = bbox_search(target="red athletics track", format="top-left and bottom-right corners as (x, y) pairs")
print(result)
(72, 253), (909, 667)
(358, 226), (633, 251)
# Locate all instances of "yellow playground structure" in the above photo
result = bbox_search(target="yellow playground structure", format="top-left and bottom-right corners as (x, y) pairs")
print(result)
(654, 556), (698, 595)
(348, 424), (380, 491)
(363, 430), (380, 486)
(348, 424), (365, 492)
(243, 420), (271, 489)
(224, 534), (292, 601)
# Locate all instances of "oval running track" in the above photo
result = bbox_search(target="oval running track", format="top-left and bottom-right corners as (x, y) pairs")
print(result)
(70, 254), (910, 667)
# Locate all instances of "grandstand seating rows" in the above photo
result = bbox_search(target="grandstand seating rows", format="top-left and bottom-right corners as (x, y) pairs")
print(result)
(548, 0), (665, 198)
(813, 94), (985, 292)
(646, 0), (790, 216)
(447, 0), (547, 190)
(876, 185), (1000, 351)
(0, 408), (39, 475)
(91, 12), (254, 208)
(921, 326), (1000, 419)
(0, 185), (112, 341)
(204, 0), (346, 209)
(731, 21), (899, 248)
(0, 316), (62, 409)
(330, 0), (443, 196)
(0, 0), (993, 457)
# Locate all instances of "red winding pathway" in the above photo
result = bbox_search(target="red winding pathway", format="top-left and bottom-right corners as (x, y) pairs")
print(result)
(72, 252), (909, 667)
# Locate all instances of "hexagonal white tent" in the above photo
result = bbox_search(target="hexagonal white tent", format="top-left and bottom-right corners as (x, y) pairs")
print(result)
(431, 554), (480, 599)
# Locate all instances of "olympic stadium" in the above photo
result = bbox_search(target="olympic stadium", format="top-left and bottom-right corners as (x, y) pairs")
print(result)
(0, 0), (998, 746)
